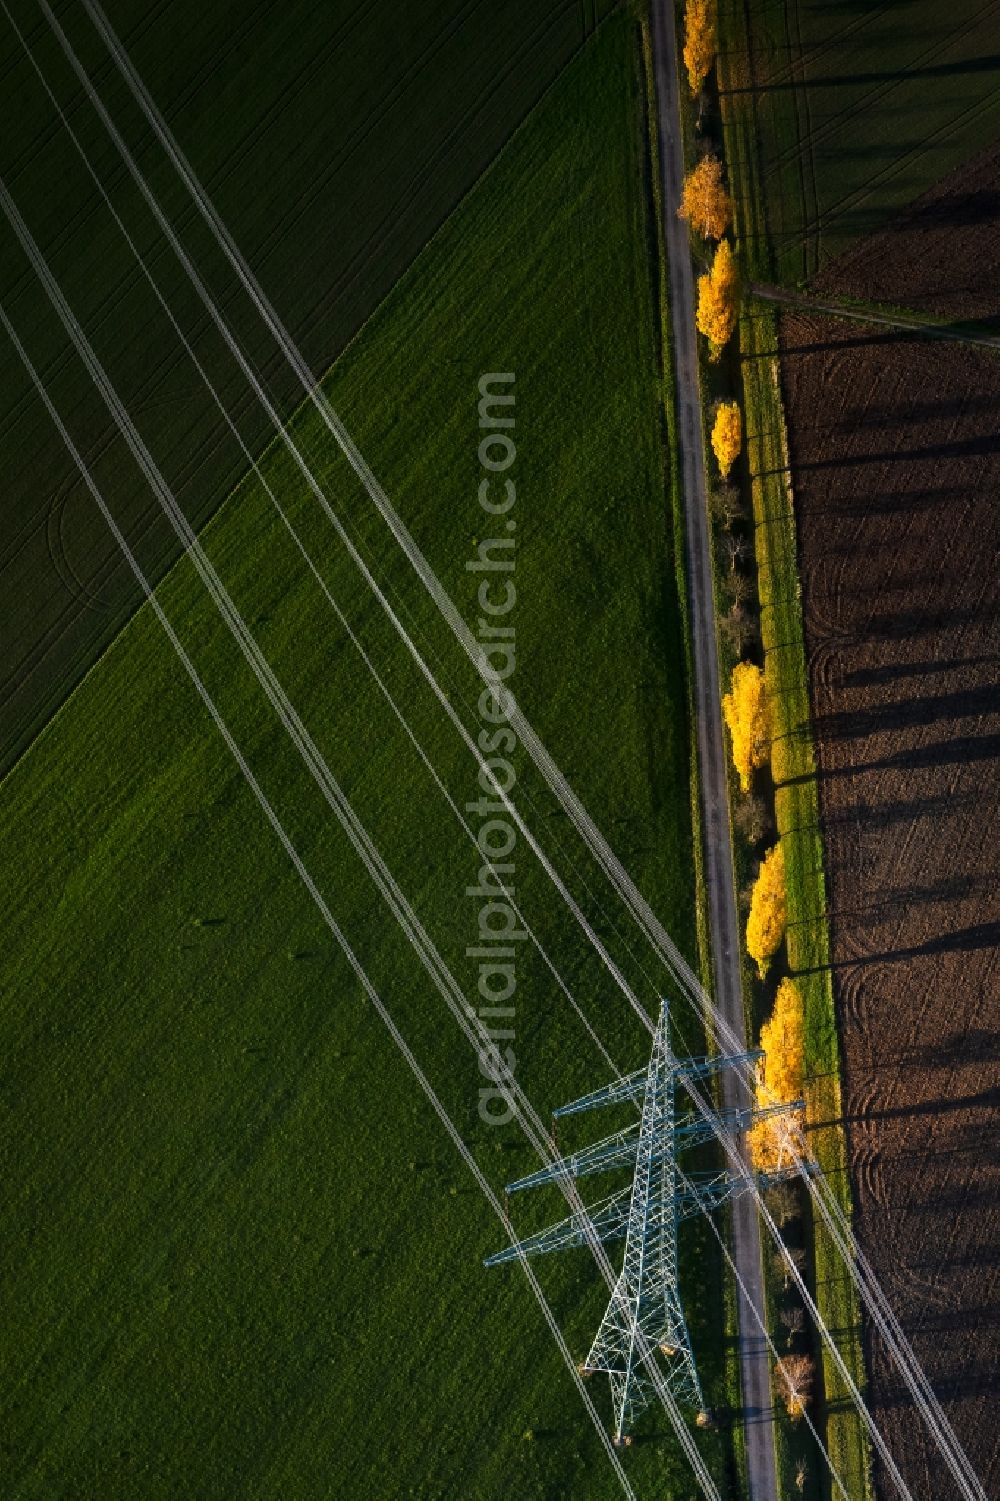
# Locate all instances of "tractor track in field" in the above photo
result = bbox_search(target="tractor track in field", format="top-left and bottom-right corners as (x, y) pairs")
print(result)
(779, 300), (1000, 1499)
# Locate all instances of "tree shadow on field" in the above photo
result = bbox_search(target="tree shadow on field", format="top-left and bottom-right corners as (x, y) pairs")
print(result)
(784, 730), (1000, 784)
(827, 871), (995, 917)
(810, 684), (999, 741)
(821, 788), (985, 831)
(840, 654), (998, 688)
(823, 141), (925, 162)
(773, 329), (919, 358)
(863, 602), (996, 639)
(869, 1362), (1000, 1412)
(790, 431), (1000, 469)
(906, 1026), (1000, 1068)
(830, 484), (973, 517)
(803, 918), (1000, 968)
(840, 1083), (1000, 1125)
(733, 53), (1000, 93)
(834, 393), (1000, 430)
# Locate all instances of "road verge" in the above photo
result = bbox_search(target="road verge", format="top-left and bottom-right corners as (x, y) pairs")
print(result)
(716, 4), (874, 1494)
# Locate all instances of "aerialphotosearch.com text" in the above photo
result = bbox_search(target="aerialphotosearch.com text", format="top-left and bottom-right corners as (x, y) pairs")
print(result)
(467, 372), (521, 1126)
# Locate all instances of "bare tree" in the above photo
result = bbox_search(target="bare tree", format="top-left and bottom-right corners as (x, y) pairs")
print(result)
(764, 1180), (800, 1230)
(771, 1244), (807, 1292)
(723, 533), (751, 571)
(734, 793), (772, 845)
(795, 1458), (809, 1493)
(709, 483), (744, 530)
(779, 1304), (806, 1347)
(726, 570), (753, 608)
(721, 602), (758, 654)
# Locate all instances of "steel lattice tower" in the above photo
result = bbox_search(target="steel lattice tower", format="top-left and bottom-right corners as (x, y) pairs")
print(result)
(485, 999), (810, 1443)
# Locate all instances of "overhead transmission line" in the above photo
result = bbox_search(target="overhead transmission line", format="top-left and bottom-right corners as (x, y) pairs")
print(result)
(48, 3), (977, 1485)
(16, 5), (988, 1494)
(1, 0), (617, 1077)
(0, 294), (644, 1501)
(0, 148), (907, 1494)
(0, 181), (725, 1499)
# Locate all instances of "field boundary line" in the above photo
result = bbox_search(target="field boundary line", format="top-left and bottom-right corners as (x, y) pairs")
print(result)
(750, 283), (1000, 351)
(0, 6), (620, 796)
(717, 4), (875, 1497)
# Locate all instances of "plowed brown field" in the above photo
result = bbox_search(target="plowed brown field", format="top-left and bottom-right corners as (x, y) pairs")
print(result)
(812, 140), (1000, 327)
(779, 311), (1000, 1498)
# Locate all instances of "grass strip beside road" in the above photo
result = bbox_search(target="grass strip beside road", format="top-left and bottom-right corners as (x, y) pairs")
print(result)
(740, 297), (872, 1501)
(718, 5), (873, 1494)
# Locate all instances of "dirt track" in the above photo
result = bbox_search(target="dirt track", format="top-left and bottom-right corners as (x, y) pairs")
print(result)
(779, 311), (1000, 1499)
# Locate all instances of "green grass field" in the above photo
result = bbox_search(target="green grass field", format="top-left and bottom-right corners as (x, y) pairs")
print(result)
(0, 0), (615, 774)
(0, 15), (739, 1497)
(723, 0), (1000, 282)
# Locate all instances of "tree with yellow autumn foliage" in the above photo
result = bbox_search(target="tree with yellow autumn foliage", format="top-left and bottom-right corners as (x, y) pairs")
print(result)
(679, 155), (732, 240)
(683, 0), (717, 95)
(711, 400), (742, 479)
(761, 977), (805, 1103)
(696, 239), (739, 360)
(748, 977), (805, 1170)
(746, 841), (786, 980)
(722, 661), (768, 793)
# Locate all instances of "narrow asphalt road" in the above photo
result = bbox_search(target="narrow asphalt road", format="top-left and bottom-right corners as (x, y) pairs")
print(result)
(648, 6), (779, 1500)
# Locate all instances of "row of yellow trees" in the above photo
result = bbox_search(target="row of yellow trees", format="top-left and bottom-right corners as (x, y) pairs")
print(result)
(721, 634), (804, 1173)
(678, 2), (741, 366)
(680, 0), (786, 1003)
(680, 0), (812, 1418)
(679, 7), (744, 485)
(721, 661), (792, 973)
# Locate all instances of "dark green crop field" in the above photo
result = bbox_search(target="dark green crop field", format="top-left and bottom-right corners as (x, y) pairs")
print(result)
(0, 0), (615, 774)
(723, 0), (1000, 282)
(0, 15), (736, 1497)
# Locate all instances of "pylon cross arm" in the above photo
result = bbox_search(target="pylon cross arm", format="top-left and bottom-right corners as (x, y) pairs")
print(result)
(503, 1101), (755, 1195)
(506, 1122), (641, 1195)
(551, 1067), (647, 1118)
(675, 1046), (763, 1082)
(483, 1185), (632, 1267)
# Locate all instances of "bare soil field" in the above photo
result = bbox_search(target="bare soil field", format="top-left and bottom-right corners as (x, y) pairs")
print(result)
(779, 311), (1000, 1498)
(724, 0), (1000, 283)
(812, 141), (1000, 327)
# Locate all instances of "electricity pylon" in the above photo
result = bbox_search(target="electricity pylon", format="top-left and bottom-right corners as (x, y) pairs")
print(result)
(485, 999), (810, 1444)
